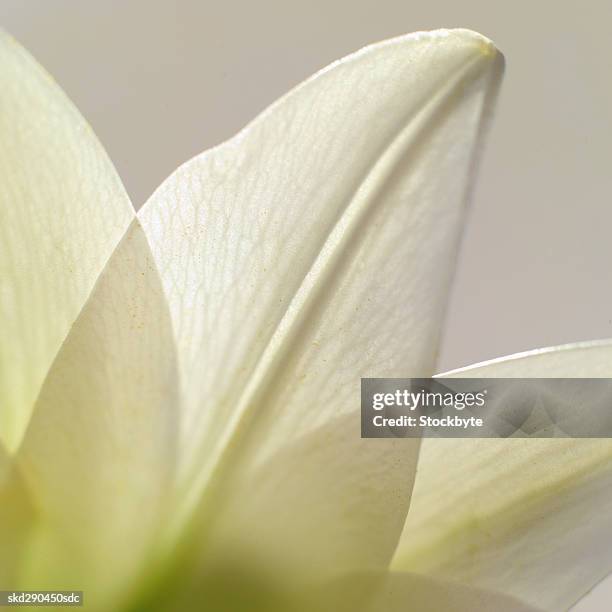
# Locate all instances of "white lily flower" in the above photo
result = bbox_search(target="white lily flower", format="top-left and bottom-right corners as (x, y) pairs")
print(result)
(0, 24), (603, 612)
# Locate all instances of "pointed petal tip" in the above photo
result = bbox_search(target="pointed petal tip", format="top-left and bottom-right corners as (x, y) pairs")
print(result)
(391, 28), (500, 58)
(408, 29), (504, 76)
(443, 28), (500, 55)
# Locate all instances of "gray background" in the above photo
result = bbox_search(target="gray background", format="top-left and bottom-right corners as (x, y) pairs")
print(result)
(1, 2), (610, 608)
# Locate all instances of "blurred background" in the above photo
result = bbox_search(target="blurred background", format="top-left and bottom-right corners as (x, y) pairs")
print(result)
(1, 2), (610, 608)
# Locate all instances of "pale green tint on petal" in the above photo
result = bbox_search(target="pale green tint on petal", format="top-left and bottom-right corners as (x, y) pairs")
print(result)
(202, 413), (419, 578)
(393, 341), (612, 611)
(322, 571), (543, 612)
(139, 29), (502, 576)
(15, 222), (178, 611)
(133, 567), (541, 612)
(0, 32), (134, 450)
(0, 443), (33, 589)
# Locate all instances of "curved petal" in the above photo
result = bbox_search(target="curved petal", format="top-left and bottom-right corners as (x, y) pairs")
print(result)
(0, 31), (134, 450)
(393, 340), (612, 611)
(322, 571), (543, 612)
(139, 29), (503, 580)
(205, 413), (419, 575)
(131, 567), (542, 612)
(14, 222), (179, 611)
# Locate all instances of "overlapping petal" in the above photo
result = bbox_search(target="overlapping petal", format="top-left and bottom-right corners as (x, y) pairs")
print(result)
(138, 28), (503, 581)
(0, 34), (178, 607)
(0, 31), (135, 451)
(322, 570), (543, 612)
(393, 341), (612, 611)
(135, 567), (543, 612)
(0, 443), (33, 589)
(13, 222), (179, 608)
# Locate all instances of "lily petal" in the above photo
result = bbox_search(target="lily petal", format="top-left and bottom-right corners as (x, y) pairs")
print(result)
(393, 340), (612, 611)
(0, 443), (33, 589)
(322, 570), (543, 612)
(15, 222), (179, 609)
(136, 567), (542, 612)
(204, 412), (419, 577)
(138, 29), (502, 578)
(0, 31), (134, 450)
